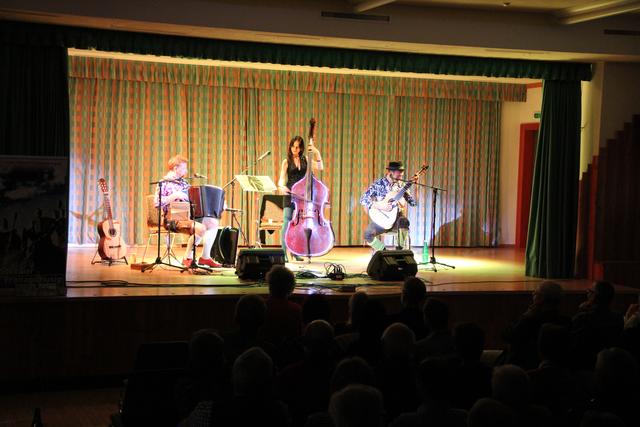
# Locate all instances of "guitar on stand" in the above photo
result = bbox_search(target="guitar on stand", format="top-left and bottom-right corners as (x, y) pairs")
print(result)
(92, 178), (128, 265)
(368, 165), (429, 230)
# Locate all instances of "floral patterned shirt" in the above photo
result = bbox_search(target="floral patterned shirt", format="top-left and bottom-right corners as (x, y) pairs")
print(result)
(154, 171), (190, 212)
(360, 176), (417, 209)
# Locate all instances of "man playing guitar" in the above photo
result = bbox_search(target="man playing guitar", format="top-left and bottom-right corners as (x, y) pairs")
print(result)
(360, 161), (419, 252)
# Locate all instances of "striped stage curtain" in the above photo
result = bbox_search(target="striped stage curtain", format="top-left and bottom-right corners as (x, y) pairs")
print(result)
(68, 56), (523, 247)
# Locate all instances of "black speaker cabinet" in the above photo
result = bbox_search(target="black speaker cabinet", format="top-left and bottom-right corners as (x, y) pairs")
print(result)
(211, 226), (239, 266)
(235, 248), (286, 279)
(366, 250), (418, 281)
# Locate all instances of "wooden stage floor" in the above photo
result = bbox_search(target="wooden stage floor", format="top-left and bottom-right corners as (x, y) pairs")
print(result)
(65, 246), (628, 298)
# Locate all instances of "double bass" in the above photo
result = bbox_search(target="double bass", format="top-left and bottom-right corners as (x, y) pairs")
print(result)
(284, 118), (335, 258)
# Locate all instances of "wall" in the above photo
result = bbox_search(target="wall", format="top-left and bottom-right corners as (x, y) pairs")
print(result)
(580, 63), (604, 173)
(2, 0), (640, 60)
(600, 62), (640, 147)
(499, 86), (542, 245)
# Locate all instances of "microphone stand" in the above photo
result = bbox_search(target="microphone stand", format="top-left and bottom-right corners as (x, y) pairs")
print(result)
(141, 179), (186, 273)
(420, 183), (455, 272)
(222, 152), (270, 247)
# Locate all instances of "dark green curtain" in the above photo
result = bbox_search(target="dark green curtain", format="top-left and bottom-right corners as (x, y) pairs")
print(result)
(525, 80), (581, 278)
(0, 43), (69, 156)
(1, 20), (592, 81)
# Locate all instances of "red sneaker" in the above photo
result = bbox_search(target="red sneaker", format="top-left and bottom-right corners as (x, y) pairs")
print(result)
(198, 257), (222, 268)
(182, 258), (193, 267)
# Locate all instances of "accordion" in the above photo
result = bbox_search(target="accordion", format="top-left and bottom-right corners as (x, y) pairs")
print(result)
(188, 185), (225, 219)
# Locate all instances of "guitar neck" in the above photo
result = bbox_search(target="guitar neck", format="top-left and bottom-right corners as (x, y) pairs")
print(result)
(103, 194), (114, 224)
(392, 181), (413, 202)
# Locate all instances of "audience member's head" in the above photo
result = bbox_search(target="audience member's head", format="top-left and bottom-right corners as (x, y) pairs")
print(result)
(589, 281), (616, 307)
(266, 265), (296, 298)
(329, 384), (384, 427)
(418, 357), (454, 402)
(232, 347), (274, 398)
(580, 411), (625, 427)
(330, 357), (376, 394)
(188, 329), (225, 375)
(594, 347), (639, 399)
(359, 299), (387, 339)
(492, 365), (531, 409)
(468, 398), (516, 427)
(304, 319), (335, 356)
(423, 298), (449, 332)
(381, 322), (415, 360)
(401, 276), (427, 308)
(234, 294), (266, 333)
(532, 281), (564, 309)
(538, 323), (571, 365)
(303, 293), (332, 325)
(453, 322), (485, 362)
(348, 291), (369, 329)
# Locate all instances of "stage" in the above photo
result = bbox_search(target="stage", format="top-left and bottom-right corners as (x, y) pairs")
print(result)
(1, 246), (637, 386)
(67, 246), (587, 297)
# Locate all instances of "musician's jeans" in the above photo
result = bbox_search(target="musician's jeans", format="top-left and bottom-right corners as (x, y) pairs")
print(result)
(364, 215), (410, 250)
(281, 204), (294, 252)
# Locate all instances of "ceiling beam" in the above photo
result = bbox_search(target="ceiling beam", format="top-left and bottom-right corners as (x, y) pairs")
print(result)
(352, 0), (397, 13)
(557, 0), (640, 24)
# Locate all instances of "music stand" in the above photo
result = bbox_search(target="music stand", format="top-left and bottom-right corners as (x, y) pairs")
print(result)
(141, 179), (186, 273)
(233, 175), (275, 247)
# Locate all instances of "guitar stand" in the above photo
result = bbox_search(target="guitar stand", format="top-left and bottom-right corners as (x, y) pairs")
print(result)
(91, 249), (128, 266)
(419, 186), (455, 272)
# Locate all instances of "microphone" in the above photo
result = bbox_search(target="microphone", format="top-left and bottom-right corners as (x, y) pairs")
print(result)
(193, 172), (207, 179)
(257, 151), (271, 161)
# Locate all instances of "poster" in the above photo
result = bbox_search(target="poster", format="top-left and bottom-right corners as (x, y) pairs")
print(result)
(0, 156), (68, 296)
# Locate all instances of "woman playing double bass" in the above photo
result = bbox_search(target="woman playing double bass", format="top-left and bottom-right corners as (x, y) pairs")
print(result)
(277, 135), (324, 261)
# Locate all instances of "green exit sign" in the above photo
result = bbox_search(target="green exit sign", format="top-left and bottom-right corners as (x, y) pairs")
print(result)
(534, 111), (541, 119)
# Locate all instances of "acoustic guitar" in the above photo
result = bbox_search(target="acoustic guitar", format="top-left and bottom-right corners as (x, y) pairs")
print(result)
(97, 178), (128, 260)
(367, 164), (428, 230)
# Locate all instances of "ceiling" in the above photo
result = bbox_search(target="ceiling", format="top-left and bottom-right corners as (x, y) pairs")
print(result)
(351, 0), (640, 23)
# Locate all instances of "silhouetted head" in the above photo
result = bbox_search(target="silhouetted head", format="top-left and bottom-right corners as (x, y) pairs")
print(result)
(234, 294), (266, 333)
(266, 265), (296, 298)
(330, 357), (375, 394)
(401, 276), (427, 308)
(329, 384), (384, 427)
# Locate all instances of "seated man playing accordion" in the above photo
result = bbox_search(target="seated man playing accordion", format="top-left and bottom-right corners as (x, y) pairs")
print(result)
(155, 155), (221, 268)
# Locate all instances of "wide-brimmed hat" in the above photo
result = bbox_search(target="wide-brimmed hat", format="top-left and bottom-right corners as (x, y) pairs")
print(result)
(386, 161), (405, 171)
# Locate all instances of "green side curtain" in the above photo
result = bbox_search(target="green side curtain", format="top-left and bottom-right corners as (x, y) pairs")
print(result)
(525, 80), (582, 278)
(0, 43), (69, 156)
(2, 20), (592, 81)
(69, 56), (507, 247)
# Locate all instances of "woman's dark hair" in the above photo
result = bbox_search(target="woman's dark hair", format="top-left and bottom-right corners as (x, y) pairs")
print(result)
(287, 135), (306, 168)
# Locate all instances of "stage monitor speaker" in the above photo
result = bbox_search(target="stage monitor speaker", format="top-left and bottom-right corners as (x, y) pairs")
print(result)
(235, 248), (286, 280)
(366, 250), (418, 281)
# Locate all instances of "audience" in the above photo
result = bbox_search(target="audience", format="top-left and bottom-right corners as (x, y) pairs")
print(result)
(221, 294), (274, 364)
(414, 298), (454, 362)
(277, 320), (337, 427)
(125, 268), (637, 427)
(491, 365), (551, 427)
(526, 324), (584, 426)
(450, 322), (492, 410)
(376, 323), (419, 422)
(262, 265), (304, 346)
(571, 281), (624, 369)
(345, 298), (388, 365)
(302, 293), (332, 326)
(392, 276), (429, 340)
(174, 329), (227, 421)
(329, 384), (385, 427)
(502, 281), (570, 370)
